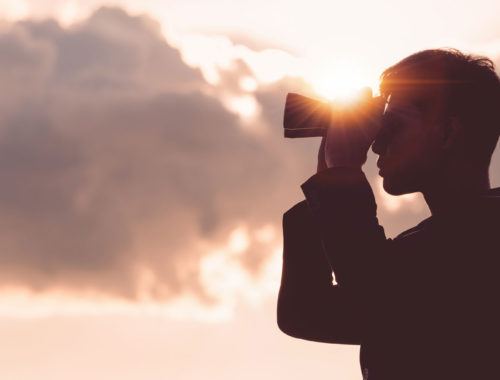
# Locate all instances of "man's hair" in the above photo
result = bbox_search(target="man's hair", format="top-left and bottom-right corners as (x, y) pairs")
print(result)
(379, 48), (500, 167)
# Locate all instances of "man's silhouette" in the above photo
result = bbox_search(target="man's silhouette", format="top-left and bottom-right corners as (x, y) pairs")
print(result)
(277, 49), (500, 380)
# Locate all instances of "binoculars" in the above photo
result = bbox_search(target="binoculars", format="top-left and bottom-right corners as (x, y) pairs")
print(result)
(283, 91), (384, 138)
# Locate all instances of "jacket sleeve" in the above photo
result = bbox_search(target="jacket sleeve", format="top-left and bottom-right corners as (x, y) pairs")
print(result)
(277, 167), (387, 344)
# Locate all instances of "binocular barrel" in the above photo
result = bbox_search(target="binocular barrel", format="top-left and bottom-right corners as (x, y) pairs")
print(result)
(283, 93), (331, 138)
(284, 90), (384, 138)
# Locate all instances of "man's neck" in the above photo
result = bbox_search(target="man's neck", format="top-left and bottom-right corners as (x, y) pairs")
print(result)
(422, 165), (491, 216)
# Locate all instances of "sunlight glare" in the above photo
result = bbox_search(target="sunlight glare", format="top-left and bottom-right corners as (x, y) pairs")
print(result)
(311, 60), (372, 101)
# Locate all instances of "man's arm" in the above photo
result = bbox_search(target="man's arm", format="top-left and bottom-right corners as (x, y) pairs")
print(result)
(277, 200), (363, 344)
(278, 93), (387, 344)
(301, 167), (387, 289)
(277, 167), (387, 344)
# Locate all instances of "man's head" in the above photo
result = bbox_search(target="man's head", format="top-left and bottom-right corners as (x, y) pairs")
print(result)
(372, 48), (500, 195)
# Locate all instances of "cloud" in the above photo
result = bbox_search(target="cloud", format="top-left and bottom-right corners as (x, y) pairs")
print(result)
(0, 7), (302, 305)
(1, 6), (499, 318)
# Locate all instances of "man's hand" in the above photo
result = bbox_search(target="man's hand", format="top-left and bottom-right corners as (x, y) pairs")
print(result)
(317, 136), (328, 173)
(317, 88), (384, 171)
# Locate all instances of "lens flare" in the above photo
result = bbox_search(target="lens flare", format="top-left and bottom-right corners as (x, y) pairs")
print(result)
(310, 61), (373, 102)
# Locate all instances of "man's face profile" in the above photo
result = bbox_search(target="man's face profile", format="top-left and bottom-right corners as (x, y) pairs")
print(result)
(372, 92), (446, 196)
(371, 49), (500, 198)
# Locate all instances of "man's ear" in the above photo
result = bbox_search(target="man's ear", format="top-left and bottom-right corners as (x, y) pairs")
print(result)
(441, 116), (464, 151)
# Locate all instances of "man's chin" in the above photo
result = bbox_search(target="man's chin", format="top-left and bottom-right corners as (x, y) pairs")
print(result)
(382, 176), (416, 196)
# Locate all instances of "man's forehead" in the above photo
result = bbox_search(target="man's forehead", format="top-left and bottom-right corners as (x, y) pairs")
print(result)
(383, 93), (421, 116)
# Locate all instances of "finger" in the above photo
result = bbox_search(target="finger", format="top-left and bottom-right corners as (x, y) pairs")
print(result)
(317, 135), (327, 172)
(319, 134), (327, 152)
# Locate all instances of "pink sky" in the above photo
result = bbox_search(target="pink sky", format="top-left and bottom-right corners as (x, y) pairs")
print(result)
(0, 2), (499, 379)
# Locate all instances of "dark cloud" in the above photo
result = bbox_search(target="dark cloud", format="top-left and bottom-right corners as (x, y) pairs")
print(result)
(0, 7), (293, 300)
(19, 7), (203, 93)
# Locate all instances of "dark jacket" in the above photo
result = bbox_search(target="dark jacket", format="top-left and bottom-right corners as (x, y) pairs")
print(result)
(278, 167), (500, 380)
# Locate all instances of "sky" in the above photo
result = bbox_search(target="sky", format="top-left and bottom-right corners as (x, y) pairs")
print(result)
(0, 1), (499, 379)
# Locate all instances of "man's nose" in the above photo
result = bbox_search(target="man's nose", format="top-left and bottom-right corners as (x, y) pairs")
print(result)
(371, 131), (387, 155)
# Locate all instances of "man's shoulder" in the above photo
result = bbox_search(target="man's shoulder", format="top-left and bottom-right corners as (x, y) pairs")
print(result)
(283, 200), (310, 219)
(463, 187), (500, 225)
(393, 217), (432, 240)
(478, 187), (500, 206)
(394, 187), (500, 241)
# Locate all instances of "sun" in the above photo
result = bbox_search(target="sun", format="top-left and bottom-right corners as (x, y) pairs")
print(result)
(309, 60), (374, 102)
